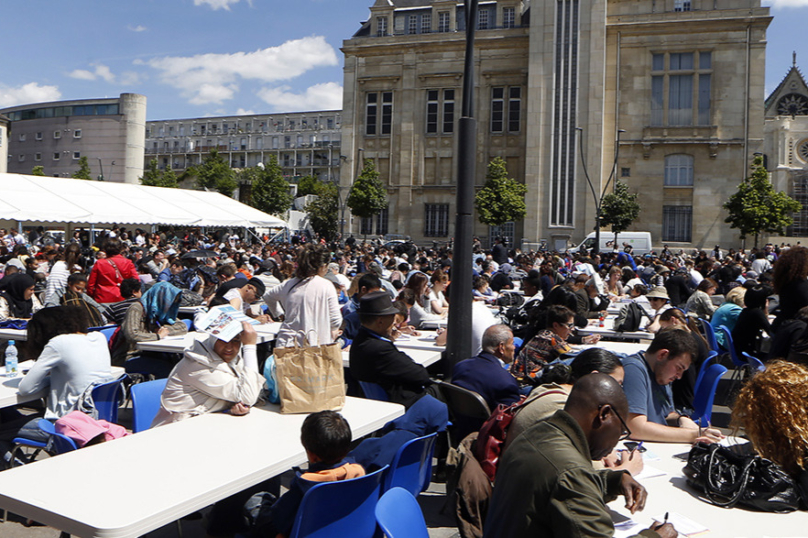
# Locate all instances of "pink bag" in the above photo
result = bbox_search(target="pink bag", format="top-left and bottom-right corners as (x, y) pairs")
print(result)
(54, 411), (130, 448)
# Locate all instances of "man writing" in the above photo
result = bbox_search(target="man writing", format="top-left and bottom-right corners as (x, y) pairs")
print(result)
(484, 374), (676, 538)
(623, 329), (724, 443)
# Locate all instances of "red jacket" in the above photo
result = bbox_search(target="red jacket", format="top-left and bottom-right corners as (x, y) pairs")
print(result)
(87, 255), (138, 303)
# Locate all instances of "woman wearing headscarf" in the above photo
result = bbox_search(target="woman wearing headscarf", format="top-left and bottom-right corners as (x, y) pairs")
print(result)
(0, 273), (43, 321)
(116, 282), (188, 377)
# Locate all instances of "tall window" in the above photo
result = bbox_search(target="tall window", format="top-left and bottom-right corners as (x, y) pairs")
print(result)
(651, 51), (712, 127)
(366, 92), (393, 136)
(663, 206), (692, 242)
(408, 15), (418, 35)
(664, 154), (694, 186)
(674, 0), (691, 11)
(491, 87), (521, 134)
(421, 13), (431, 33)
(376, 206), (389, 236)
(477, 8), (489, 30)
(425, 204), (450, 237)
(788, 172), (808, 236)
(376, 16), (388, 37)
(503, 7), (516, 28)
(361, 217), (374, 236)
(425, 89), (455, 135)
(438, 11), (450, 32)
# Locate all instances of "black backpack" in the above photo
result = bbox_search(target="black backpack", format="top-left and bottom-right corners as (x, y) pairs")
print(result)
(614, 302), (649, 332)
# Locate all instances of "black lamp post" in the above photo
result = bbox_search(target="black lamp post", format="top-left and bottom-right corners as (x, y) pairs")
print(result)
(575, 128), (625, 254)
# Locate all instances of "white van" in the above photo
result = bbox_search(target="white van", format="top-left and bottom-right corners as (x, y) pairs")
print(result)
(569, 231), (652, 255)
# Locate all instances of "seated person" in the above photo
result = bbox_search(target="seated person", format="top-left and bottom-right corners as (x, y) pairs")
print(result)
(623, 328), (724, 443)
(349, 291), (438, 408)
(0, 273), (43, 321)
(152, 321), (264, 427)
(340, 273), (382, 343)
(48, 273), (107, 327)
(656, 309), (710, 412)
(484, 374), (675, 538)
(105, 278), (143, 326)
(221, 276), (269, 323)
(711, 285), (745, 348)
(452, 325), (521, 410)
(731, 284), (772, 360)
(250, 411), (364, 538)
(643, 286), (673, 333)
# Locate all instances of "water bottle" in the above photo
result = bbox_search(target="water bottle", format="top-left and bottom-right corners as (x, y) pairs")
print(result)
(5, 340), (18, 377)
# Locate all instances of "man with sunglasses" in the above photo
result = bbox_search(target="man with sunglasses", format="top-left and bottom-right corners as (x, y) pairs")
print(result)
(484, 373), (676, 538)
(622, 328), (724, 443)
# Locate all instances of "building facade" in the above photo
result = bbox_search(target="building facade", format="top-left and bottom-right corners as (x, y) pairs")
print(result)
(1, 93), (146, 184)
(144, 111), (343, 189)
(341, 0), (771, 249)
(0, 114), (9, 174)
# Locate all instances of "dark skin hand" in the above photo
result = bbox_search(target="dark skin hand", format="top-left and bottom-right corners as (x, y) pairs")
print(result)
(619, 473), (647, 514)
(650, 522), (677, 538)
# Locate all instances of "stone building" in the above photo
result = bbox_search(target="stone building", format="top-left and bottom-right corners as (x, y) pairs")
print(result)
(1, 94), (146, 184)
(341, 0), (771, 249)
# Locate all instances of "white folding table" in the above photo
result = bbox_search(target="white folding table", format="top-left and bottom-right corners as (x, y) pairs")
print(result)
(577, 317), (654, 341)
(392, 331), (445, 353)
(0, 363), (126, 409)
(0, 397), (404, 538)
(342, 348), (442, 369)
(135, 322), (280, 353)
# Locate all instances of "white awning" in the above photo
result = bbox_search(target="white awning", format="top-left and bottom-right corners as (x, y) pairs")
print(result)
(0, 173), (287, 228)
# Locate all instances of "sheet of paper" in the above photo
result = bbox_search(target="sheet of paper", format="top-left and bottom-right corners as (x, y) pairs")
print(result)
(652, 512), (709, 536)
(195, 305), (258, 341)
(634, 464), (667, 481)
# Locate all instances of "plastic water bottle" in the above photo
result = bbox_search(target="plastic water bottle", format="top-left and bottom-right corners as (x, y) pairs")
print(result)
(5, 340), (18, 377)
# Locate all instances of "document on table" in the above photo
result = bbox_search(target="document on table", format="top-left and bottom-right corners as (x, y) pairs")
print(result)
(633, 464), (667, 481)
(651, 512), (709, 536)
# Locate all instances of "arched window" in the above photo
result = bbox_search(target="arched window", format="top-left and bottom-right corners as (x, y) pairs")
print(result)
(664, 154), (693, 186)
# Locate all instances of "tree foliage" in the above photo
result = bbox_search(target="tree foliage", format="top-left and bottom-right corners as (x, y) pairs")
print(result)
(307, 181), (340, 241)
(248, 156), (294, 217)
(723, 155), (802, 247)
(140, 159), (179, 188)
(31, 166), (45, 176)
(195, 149), (237, 196)
(71, 156), (93, 180)
(600, 180), (641, 245)
(346, 159), (387, 219)
(296, 175), (321, 197)
(474, 157), (527, 226)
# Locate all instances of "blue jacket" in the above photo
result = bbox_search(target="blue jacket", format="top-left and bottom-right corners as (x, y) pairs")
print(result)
(452, 352), (521, 410)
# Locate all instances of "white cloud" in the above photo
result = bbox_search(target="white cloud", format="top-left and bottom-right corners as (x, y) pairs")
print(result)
(235, 108), (255, 115)
(69, 69), (96, 81)
(128, 25), (147, 32)
(144, 36), (338, 105)
(193, 0), (241, 10)
(119, 71), (144, 86)
(0, 82), (61, 108)
(762, 0), (808, 7)
(68, 63), (117, 83)
(257, 82), (343, 112)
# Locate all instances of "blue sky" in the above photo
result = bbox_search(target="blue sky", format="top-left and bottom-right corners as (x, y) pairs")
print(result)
(0, 0), (806, 121)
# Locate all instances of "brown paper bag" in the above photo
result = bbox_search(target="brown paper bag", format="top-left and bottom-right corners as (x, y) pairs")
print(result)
(274, 332), (345, 414)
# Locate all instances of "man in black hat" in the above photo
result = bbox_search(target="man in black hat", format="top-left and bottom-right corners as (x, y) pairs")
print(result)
(349, 291), (436, 408)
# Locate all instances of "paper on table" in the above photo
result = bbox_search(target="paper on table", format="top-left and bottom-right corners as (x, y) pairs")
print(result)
(652, 512), (708, 536)
(195, 305), (259, 341)
(634, 464), (667, 481)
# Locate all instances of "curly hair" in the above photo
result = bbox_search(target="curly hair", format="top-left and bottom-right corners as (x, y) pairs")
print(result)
(295, 244), (331, 279)
(731, 361), (808, 476)
(772, 246), (808, 294)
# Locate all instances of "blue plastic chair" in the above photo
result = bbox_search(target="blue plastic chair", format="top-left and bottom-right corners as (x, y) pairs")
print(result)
(288, 465), (387, 538)
(359, 381), (389, 402)
(693, 350), (719, 397)
(10, 418), (78, 463)
(745, 356), (766, 373)
(131, 378), (168, 433)
(700, 319), (719, 352)
(182, 318), (193, 331)
(690, 363), (728, 427)
(98, 326), (119, 344)
(383, 432), (437, 496)
(91, 374), (128, 423)
(376, 487), (429, 538)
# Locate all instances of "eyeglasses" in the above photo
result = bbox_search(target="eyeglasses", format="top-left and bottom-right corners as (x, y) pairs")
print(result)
(600, 404), (632, 441)
(565, 322), (576, 329)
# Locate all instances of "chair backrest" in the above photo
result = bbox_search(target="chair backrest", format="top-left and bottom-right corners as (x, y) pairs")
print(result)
(699, 319), (719, 352)
(98, 326), (119, 344)
(289, 465), (387, 538)
(743, 354), (766, 373)
(690, 363), (728, 426)
(181, 318), (193, 331)
(37, 419), (78, 454)
(90, 375), (128, 423)
(717, 326), (746, 368)
(375, 487), (429, 538)
(358, 381), (389, 402)
(439, 382), (492, 422)
(383, 432), (437, 496)
(693, 350), (718, 397)
(131, 378), (168, 433)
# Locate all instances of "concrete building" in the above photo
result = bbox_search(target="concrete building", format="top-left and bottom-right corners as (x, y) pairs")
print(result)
(0, 114), (9, 174)
(341, 0), (771, 249)
(764, 56), (808, 240)
(144, 111), (343, 190)
(1, 93), (146, 184)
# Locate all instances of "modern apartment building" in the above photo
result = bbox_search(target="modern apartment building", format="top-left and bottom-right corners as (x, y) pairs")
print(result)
(341, 0), (771, 249)
(1, 93), (146, 184)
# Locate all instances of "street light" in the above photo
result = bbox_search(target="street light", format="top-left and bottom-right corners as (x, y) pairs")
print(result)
(575, 128), (625, 254)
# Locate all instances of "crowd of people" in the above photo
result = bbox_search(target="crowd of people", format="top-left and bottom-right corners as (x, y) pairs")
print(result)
(1, 227), (808, 536)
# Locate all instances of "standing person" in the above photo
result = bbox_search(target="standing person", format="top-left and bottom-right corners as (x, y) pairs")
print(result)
(262, 243), (341, 348)
(87, 238), (138, 304)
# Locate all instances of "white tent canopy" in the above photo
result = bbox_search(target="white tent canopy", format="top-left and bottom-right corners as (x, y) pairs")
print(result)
(0, 173), (287, 229)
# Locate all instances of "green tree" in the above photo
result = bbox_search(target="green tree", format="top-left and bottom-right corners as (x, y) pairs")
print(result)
(297, 175), (322, 197)
(346, 160), (388, 229)
(140, 159), (179, 188)
(724, 154), (802, 248)
(195, 149), (237, 196)
(160, 168), (180, 188)
(474, 157), (527, 226)
(249, 156), (294, 216)
(600, 180), (641, 247)
(31, 166), (45, 176)
(71, 156), (93, 180)
(307, 181), (340, 241)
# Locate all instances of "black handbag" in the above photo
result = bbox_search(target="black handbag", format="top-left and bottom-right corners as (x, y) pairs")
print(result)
(683, 442), (801, 512)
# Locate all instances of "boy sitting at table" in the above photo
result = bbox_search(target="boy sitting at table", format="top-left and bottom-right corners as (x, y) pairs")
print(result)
(249, 410), (364, 538)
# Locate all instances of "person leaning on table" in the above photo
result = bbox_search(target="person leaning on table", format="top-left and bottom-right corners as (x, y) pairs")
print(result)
(622, 328), (724, 444)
